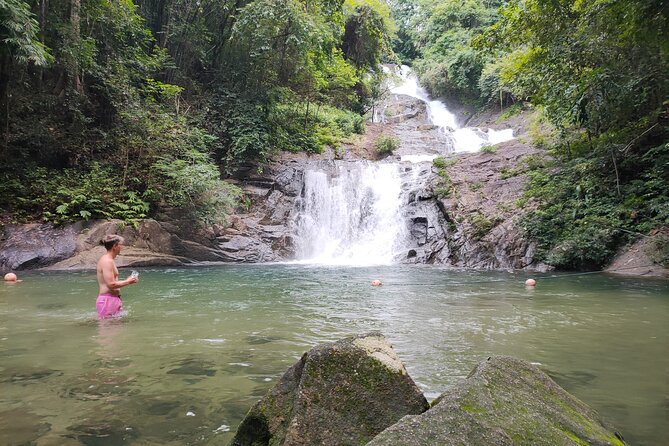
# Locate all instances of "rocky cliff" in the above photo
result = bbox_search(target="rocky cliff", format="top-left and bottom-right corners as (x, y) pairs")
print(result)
(0, 97), (554, 272)
(220, 93), (553, 270)
(3, 91), (662, 273)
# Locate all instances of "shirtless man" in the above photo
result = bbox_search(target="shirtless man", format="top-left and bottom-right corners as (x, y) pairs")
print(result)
(96, 235), (139, 318)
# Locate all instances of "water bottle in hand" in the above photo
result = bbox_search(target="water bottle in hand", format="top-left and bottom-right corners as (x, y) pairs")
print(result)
(130, 270), (139, 279)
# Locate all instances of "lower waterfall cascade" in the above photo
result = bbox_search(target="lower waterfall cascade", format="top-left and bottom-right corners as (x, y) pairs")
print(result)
(293, 161), (428, 265)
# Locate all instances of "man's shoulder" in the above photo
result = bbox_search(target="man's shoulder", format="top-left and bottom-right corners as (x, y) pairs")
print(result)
(97, 254), (113, 268)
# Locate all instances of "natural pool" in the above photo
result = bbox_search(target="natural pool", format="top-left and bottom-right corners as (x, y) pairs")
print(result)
(1, 264), (667, 445)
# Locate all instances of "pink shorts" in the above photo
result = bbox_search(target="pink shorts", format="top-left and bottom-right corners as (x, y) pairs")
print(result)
(96, 294), (123, 319)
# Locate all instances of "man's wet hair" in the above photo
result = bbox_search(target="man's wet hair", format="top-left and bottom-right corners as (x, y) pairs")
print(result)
(101, 234), (124, 251)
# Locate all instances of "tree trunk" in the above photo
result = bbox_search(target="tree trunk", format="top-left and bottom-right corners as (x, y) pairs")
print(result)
(213, 0), (243, 68)
(38, 0), (48, 90)
(0, 55), (9, 150)
(278, 19), (293, 84)
(70, 0), (83, 93)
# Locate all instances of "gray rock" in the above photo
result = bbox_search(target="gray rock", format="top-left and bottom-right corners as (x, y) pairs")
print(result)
(217, 234), (272, 262)
(410, 141), (553, 271)
(367, 356), (626, 446)
(0, 223), (79, 271)
(230, 332), (429, 446)
(0, 219), (244, 271)
(218, 235), (256, 253)
(605, 232), (669, 277)
(274, 164), (304, 197)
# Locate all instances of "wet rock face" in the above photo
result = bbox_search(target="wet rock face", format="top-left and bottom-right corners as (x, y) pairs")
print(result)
(422, 143), (550, 270)
(217, 161), (304, 262)
(0, 223), (79, 271)
(222, 148), (549, 269)
(367, 356), (626, 446)
(383, 153), (545, 269)
(400, 173), (449, 264)
(229, 332), (429, 446)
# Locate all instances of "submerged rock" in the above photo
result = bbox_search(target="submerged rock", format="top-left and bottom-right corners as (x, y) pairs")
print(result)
(229, 332), (429, 446)
(367, 356), (626, 446)
(66, 419), (138, 444)
(1, 367), (63, 384)
(0, 408), (52, 446)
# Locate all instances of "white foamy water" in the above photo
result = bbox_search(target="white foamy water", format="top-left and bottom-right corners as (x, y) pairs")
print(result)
(388, 66), (459, 131)
(293, 162), (421, 265)
(388, 65), (515, 153)
(400, 154), (438, 163)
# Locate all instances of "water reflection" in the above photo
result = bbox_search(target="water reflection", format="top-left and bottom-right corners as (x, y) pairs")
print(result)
(95, 319), (127, 362)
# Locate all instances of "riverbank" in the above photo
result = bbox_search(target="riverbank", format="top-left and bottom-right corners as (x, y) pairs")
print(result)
(2, 99), (667, 276)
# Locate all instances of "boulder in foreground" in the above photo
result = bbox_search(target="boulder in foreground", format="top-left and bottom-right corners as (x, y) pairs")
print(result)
(229, 332), (429, 446)
(367, 355), (626, 446)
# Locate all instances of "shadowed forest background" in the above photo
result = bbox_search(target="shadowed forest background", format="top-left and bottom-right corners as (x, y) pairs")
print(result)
(1, 0), (667, 270)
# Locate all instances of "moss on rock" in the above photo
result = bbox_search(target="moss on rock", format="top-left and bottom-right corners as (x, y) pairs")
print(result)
(367, 356), (626, 446)
(229, 332), (428, 446)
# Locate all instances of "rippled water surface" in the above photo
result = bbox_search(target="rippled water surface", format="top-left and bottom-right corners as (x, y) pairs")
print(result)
(1, 265), (667, 445)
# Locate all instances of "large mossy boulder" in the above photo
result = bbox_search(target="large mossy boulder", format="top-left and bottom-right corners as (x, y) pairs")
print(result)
(367, 356), (626, 446)
(230, 332), (429, 446)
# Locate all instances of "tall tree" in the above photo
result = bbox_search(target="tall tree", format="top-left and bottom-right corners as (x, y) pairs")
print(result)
(480, 0), (668, 135)
(0, 0), (51, 146)
(68, 0), (82, 92)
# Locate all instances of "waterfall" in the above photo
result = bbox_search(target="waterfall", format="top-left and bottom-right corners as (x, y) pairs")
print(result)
(292, 66), (515, 265)
(389, 65), (515, 153)
(293, 161), (422, 266)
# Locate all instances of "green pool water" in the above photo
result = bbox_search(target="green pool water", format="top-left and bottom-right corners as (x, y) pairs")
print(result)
(0, 264), (667, 445)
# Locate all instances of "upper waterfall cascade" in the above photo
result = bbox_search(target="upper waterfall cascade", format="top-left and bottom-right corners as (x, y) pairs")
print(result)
(386, 65), (515, 156)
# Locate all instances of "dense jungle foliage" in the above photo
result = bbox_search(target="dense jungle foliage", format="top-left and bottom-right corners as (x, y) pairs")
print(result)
(394, 0), (668, 270)
(0, 0), (394, 225)
(1, 0), (667, 270)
